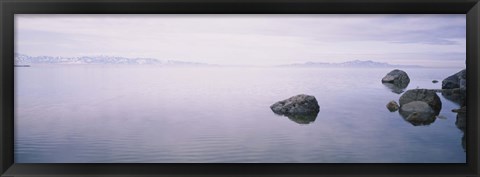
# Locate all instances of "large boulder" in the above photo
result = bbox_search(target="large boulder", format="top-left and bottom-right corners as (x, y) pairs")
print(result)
(442, 69), (466, 89)
(399, 101), (437, 126)
(399, 89), (442, 113)
(270, 94), (320, 116)
(381, 69), (410, 88)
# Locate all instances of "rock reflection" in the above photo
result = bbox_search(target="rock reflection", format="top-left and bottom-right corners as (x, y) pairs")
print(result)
(441, 88), (466, 106)
(273, 112), (318, 125)
(382, 83), (407, 94)
(454, 107), (466, 151)
(285, 113), (318, 124)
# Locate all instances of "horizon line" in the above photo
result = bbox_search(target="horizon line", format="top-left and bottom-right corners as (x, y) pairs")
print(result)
(14, 53), (467, 68)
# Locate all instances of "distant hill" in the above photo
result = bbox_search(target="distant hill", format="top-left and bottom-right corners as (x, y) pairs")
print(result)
(279, 60), (423, 68)
(15, 54), (424, 68)
(14, 53), (213, 66)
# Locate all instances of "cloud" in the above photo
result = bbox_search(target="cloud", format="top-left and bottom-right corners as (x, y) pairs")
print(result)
(15, 14), (466, 67)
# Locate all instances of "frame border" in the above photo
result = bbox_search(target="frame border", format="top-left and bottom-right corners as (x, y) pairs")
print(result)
(1, 0), (479, 176)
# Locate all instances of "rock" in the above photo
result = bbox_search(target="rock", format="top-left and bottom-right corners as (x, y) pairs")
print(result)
(270, 94), (320, 116)
(386, 100), (399, 112)
(399, 89), (442, 113)
(381, 69), (410, 88)
(459, 78), (466, 89)
(442, 69), (466, 89)
(400, 101), (435, 115)
(399, 101), (437, 126)
(432, 80), (438, 83)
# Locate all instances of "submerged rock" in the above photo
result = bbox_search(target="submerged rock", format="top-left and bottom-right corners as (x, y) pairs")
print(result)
(442, 69), (466, 89)
(381, 69), (410, 88)
(386, 100), (399, 112)
(399, 89), (442, 113)
(270, 94), (320, 116)
(399, 101), (437, 126)
(400, 101), (435, 115)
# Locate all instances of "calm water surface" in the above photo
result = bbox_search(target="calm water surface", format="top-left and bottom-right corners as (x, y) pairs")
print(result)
(14, 66), (466, 163)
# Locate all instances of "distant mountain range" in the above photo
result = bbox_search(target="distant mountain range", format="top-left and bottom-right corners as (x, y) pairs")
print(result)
(279, 60), (423, 68)
(14, 53), (213, 66)
(15, 54), (423, 68)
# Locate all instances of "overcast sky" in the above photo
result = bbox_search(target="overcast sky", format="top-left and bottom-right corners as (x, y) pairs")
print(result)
(15, 14), (465, 67)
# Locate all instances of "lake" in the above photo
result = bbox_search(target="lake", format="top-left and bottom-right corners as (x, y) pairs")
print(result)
(14, 66), (466, 163)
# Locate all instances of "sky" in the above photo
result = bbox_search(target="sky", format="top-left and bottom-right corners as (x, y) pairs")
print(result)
(15, 14), (466, 67)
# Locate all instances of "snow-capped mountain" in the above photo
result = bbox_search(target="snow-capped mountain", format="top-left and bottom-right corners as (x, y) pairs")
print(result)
(280, 60), (423, 68)
(14, 53), (212, 66)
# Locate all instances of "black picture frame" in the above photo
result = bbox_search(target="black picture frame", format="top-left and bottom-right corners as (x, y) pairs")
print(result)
(1, 0), (479, 176)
